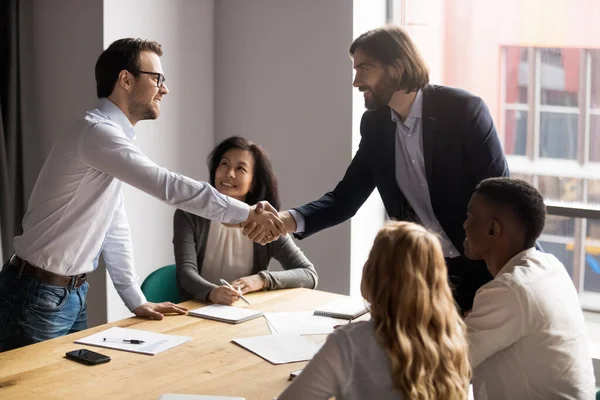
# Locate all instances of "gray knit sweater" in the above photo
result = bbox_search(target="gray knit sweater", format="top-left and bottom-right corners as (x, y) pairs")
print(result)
(173, 209), (318, 301)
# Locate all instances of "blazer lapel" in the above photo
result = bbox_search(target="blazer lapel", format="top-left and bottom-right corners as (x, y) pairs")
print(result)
(377, 106), (405, 219)
(380, 107), (397, 184)
(421, 85), (436, 186)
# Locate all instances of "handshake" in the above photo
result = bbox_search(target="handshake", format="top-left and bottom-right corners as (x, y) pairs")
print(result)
(239, 201), (297, 245)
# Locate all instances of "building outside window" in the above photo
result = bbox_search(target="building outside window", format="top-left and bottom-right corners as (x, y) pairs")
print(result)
(390, 0), (600, 307)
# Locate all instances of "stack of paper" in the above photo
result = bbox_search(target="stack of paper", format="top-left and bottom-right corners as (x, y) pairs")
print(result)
(232, 333), (320, 364)
(74, 327), (192, 355)
(188, 305), (263, 324)
(263, 312), (345, 335)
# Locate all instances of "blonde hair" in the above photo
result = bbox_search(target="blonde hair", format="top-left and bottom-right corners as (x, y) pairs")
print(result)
(361, 222), (471, 400)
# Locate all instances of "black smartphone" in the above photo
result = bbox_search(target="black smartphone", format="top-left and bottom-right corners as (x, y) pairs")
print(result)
(65, 349), (111, 366)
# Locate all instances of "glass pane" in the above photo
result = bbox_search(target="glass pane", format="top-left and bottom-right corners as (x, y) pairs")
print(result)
(539, 112), (578, 160)
(591, 50), (600, 109)
(583, 219), (600, 292)
(543, 215), (576, 237)
(590, 115), (600, 163)
(511, 173), (532, 184)
(588, 180), (600, 206)
(538, 176), (583, 202)
(505, 47), (528, 104)
(540, 216), (576, 279)
(503, 110), (527, 155)
(539, 240), (575, 279)
(540, 48), (580, 107)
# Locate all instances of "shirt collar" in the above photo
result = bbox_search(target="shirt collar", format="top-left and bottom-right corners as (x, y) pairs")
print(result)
(496, 247), (538, 277)
(97, 98), (136, 140)
(390, 89), (423, 131)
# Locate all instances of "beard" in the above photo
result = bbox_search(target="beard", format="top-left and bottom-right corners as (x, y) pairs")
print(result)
(361, 73), (402, 110)
(129, 97), (159, 121)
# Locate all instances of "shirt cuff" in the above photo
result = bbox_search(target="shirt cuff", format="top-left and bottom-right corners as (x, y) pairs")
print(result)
(258, 270), (273, 290)
(118, 284), (147, 311)
(221, 196), (250, 224)
(288, 209), (305, 234)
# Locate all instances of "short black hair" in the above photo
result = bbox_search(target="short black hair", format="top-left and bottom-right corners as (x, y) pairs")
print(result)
(95, 38), (163, 98)
(475, 178), (546, 248)
(208, 136), (281, 210)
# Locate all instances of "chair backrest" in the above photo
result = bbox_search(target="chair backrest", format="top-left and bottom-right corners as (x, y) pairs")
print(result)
(141, 264), (181, 304)
(596, 390), (600, 400)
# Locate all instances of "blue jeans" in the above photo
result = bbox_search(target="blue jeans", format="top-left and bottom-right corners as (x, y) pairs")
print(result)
(0, 262), (89, 352)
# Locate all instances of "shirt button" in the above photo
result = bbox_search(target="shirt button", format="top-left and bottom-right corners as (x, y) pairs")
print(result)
(450, 251), (454, 255)
(421, 183), (425, 187)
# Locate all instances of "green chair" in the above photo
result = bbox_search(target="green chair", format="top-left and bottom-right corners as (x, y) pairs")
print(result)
(596, 390), (600, 400)
(141, 264), (181, 304)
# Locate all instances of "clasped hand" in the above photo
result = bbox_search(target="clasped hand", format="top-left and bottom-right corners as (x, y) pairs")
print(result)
(240, 201), (288, 245)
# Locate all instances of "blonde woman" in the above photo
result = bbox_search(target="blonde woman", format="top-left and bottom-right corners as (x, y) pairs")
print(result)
(278, 221), (471, 400)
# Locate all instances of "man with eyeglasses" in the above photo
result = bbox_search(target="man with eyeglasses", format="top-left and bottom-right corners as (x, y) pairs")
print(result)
(0, 38), (286, 351)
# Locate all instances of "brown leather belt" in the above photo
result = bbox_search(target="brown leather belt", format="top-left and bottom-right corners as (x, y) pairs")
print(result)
(6, 255), (87, 288)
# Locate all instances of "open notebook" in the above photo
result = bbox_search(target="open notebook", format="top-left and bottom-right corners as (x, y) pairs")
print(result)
(188, 305), (263, 324)
(313, 297), (369, 320)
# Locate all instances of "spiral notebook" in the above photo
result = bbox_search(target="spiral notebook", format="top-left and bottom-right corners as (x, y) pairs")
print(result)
(313, 297), (369, 320)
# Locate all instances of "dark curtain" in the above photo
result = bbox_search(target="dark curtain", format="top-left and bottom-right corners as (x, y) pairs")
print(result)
(0, 0), (25, 262)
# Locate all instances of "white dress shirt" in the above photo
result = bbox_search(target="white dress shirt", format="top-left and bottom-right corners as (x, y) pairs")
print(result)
(13, 98), (249, 310)
(466, 248), (596, 400)
(200, 221), (254, 285)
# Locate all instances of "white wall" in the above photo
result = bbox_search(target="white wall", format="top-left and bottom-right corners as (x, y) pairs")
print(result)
(349, 0), (388, 297)
(103, 0), (215, 321)
(19, 0), (384, 324)
(19, 0), (107, 327)
(214, 0), (354, 295)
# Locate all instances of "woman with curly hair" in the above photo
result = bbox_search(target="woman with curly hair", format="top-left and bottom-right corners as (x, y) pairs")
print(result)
(278, 221), (471, 400)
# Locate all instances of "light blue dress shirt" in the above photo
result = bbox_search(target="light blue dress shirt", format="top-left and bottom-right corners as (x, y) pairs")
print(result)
(14, 98), (249, 310)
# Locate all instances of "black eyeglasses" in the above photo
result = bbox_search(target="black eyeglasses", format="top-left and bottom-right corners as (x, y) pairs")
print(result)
(132, 70), (166, 87)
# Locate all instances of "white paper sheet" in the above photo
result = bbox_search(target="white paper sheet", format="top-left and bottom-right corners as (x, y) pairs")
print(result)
(263, 312), (346, 335)
(232, 333), (320, 364)
(74, 326), (192, 356)
(265, 317), (277, 334)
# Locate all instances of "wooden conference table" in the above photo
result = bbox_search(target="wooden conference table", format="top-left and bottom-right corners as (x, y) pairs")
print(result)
(0, 288), (348, 400)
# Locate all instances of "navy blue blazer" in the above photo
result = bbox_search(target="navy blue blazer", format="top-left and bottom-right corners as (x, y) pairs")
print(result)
(295, 84), (509, 256)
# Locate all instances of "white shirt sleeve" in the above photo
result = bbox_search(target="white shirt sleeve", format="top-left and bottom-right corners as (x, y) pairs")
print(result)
(466, 280), (525, 368)
(101, 191), (146, 311)
(277, 333), (346, 400)
(78, 122), (250, 224)
(288, 209), (305, 234)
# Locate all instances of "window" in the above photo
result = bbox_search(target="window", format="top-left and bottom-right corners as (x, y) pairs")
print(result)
(504, 47), (529, 156)
(389, 0), (600, 306)
(501, 47), (600, 298)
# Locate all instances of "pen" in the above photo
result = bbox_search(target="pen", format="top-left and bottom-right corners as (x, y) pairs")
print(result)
(103, 338), (145, 344)
(219, 278), (251, 305)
